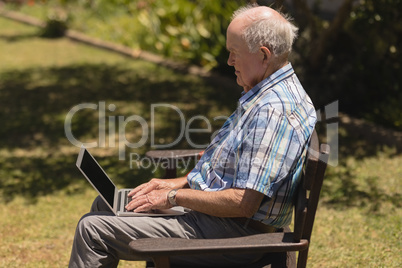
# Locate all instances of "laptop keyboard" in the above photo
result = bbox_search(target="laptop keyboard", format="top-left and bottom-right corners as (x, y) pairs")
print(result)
(123, 190), (131, 212)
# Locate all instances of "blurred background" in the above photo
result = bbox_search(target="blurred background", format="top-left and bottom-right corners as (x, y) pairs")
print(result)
(0, 0), (400, 267)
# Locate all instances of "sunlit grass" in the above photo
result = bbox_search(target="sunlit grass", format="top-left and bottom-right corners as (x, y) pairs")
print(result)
(310, 149), (402, 267)
(0, 189), (144, 267)
(0, 190), (91, 267)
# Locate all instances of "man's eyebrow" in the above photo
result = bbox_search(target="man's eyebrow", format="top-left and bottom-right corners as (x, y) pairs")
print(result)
(226, 46), (235, 52)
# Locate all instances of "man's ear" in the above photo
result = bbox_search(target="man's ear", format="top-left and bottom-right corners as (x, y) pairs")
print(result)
(260, 46), (271, 64)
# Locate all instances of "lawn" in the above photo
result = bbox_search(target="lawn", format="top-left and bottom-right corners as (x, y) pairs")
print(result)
(0, 16), (400, 267)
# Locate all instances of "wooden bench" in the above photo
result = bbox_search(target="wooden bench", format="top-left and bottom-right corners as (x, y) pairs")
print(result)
(129, 130), (329, 268)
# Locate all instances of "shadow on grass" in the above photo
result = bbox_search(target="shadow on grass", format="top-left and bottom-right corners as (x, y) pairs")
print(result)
(0, 152), (156, 204)
(0, 63), (240, 147)
(321, 125), (402, 214)
(316, 122), (402, 213)
(0, 32), (39, 42)
(322, 168), (402, 213)
(0, 63), (239, 203)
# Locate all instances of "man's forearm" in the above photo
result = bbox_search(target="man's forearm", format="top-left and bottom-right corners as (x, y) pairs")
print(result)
(175, 188), (264, 218)
(166, 176), (189, 189)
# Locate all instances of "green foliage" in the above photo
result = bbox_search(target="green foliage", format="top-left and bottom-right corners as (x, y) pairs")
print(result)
(50, 0), (246, 70)
(40, 4), (70, 37)
(40, 19), (67, 38)
(346, 0), (402, 129)
(297, 0), (402, 130)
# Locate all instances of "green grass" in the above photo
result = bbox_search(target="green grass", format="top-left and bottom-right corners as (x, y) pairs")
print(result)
(0, 16), (401, 267)
(311, 150), (401, 267)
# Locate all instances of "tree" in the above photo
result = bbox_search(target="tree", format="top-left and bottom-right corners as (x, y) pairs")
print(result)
(269, 0), (402, 130)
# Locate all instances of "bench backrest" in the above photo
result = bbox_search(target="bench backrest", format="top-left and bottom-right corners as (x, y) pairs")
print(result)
(293, 130), (330, 267)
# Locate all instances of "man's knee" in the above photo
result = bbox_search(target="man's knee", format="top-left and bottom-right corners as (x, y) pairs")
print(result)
(76, 214), (97, 237)
(90, 196), (112, 212)
(75, 213), (110, 242)
(71, 214), (119, 267)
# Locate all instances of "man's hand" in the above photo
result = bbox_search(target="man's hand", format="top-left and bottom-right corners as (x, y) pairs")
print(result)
(127, 178), (171, 198)
(125, 189), (171, 213)
(125, 177), (188, 213)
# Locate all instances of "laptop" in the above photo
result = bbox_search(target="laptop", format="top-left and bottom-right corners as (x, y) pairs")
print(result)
(76, 146), (185, 217)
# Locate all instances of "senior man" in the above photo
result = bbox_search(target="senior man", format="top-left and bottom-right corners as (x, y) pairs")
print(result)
(69, 4), (316, 267)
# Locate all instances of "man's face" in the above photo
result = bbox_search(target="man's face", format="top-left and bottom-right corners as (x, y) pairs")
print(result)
(226, 20), (266, 92)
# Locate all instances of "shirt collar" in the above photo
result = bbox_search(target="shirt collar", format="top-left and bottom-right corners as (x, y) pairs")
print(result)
(239, 63), (295, 110)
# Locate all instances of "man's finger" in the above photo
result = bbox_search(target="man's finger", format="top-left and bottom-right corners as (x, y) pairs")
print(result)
(133, 197), (152, 213)
(133, 182), (159, 197)
(128, 182), (153, 197)
(126, 193), (150, 211)
(128, 183), (146, 197)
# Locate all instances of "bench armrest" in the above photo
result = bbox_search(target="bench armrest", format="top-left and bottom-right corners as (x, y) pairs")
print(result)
(129, 232), (308, 257)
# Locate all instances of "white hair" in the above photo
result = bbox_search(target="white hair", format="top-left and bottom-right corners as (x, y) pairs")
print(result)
(232, 5), (299, 56)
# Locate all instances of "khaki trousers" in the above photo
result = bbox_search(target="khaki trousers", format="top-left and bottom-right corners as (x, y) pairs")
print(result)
(69, 196), (293, 267)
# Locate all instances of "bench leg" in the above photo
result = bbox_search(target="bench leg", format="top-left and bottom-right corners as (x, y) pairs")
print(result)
(151, 256), (170, 268)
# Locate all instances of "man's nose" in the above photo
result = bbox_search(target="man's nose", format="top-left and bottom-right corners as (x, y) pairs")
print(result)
(227, 53), (234, 66)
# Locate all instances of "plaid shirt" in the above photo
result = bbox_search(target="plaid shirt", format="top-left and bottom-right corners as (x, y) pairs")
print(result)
(187, 63), (317, 228)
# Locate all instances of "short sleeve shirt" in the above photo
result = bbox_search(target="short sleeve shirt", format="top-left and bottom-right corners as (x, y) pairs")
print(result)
(187, 63), (317, 227)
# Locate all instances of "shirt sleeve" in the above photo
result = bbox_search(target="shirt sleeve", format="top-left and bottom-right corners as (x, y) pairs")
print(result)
(233, 106), (303, 198)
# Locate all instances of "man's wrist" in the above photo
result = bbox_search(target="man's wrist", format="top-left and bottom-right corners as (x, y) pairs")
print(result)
(167, 189), (178, 206)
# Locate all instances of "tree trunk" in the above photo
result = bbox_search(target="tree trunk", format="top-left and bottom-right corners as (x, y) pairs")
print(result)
(309, 0), (356, 70)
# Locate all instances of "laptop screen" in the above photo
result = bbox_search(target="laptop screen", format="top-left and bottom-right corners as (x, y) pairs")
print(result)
(78, 149), (116, 208)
